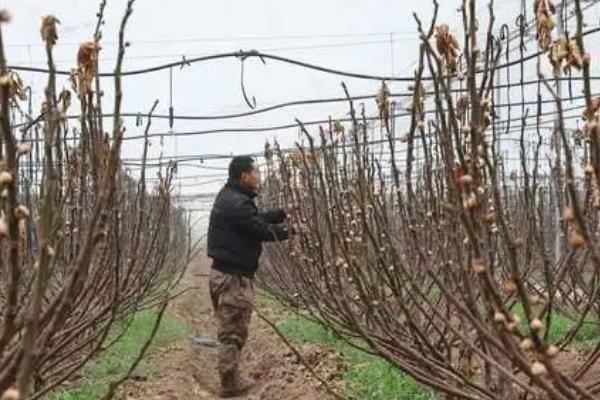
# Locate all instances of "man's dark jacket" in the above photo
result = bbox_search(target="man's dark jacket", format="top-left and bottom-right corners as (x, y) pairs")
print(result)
(207, 179), (288, 278)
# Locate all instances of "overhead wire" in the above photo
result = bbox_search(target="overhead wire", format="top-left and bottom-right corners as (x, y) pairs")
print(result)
(6, 24), (600, 79)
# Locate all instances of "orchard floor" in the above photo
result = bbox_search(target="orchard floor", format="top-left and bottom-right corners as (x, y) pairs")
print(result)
(120, 256), (343, 400)
(117, 255), (600, 400)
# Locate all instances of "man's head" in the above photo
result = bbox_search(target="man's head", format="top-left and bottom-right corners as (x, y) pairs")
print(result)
(229, 156), (260, 190)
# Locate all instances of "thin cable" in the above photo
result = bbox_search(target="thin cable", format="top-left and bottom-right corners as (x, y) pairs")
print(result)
(15, 89), (593, 145)
(4, 30), (421, 48)
(118, 98), (589, 142)
(50, 81), (600, 124)
(8, 23), (600, 79)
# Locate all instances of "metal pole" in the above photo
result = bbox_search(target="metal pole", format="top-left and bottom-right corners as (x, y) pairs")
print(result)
(389, 32), (395, 77)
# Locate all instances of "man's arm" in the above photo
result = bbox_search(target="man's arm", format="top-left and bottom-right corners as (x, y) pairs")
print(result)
(259, 208), (286, 224)
(233, 200), (289, 242)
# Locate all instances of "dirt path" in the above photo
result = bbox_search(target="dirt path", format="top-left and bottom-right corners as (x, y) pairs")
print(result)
(121, 256), (342, 400)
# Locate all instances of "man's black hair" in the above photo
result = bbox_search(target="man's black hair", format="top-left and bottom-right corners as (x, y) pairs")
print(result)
(229, 156), (256, 180)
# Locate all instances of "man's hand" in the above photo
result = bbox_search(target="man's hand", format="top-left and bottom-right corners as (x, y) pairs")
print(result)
(260, 208), (286, 224)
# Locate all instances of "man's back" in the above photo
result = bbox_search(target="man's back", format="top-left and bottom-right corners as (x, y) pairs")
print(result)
(208, 181), (262, 276)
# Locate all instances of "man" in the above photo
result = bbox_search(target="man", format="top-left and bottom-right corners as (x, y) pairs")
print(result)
(207, 156), (289, 398)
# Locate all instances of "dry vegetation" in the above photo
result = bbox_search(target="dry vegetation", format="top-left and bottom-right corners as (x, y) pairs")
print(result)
(0, 2), (195, 399)
(259, 0), (600, 399)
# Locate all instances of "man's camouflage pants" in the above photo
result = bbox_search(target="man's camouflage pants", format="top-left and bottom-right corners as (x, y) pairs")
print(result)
(209, 268), (254, 381)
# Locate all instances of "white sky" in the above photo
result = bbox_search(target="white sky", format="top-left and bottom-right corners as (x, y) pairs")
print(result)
(1, 0), (599, 224)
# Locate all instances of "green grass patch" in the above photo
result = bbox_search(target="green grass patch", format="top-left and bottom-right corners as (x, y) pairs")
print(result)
(254, 288), (283, 310)
(278, 316), (437, 400)
(511, 303), (599, 347)
(50, 310), (190, 400)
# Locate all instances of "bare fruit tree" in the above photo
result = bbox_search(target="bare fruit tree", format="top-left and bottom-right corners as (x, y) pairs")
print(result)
(259, 0), (600, 399)
(0, 3), (195, 399)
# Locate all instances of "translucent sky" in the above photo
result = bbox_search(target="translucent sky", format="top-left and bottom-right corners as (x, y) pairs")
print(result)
(1, 0), (599, 226)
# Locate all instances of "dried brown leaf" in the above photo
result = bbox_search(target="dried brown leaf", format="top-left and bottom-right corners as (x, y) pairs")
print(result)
(41, 15), (60, 45)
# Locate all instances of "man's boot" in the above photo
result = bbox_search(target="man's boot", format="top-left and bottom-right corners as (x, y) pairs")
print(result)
(219, 371), (251, 398)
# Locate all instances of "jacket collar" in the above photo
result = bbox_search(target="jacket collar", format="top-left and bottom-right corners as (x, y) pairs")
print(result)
(226, 178), (258, 199)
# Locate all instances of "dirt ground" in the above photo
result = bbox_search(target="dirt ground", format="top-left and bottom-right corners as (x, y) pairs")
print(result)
(120, 257), (345, 400)
(119, 256), (600, 400)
